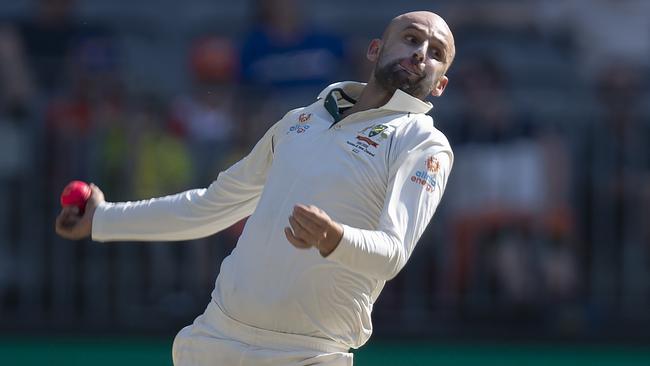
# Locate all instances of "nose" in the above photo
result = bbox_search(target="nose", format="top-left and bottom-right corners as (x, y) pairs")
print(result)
(411, 42), (426, 63)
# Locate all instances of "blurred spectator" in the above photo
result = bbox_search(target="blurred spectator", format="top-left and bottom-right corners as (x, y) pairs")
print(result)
(90, 79), (132, 200)
(17, 0), (116, 94)
(0, 25), (34, 309)
(0, 24), (34, 209)
(132, 97), (193, 199)
(440, 57), (577, 312)
(0, 25), (33, 179)
(444, 0), (537, 33)
(33, 0), (120, 202)
(0, 25), (34, 119)
(168, 36), (238, 184)
(43, 36), (120, 188)
(240, 0), (345, 91)
(534, 0), (650, 78)
(579, 64), (650, 309)
(446, 0), (650, 79)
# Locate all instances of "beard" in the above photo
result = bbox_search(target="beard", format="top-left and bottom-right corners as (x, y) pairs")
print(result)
(374, 59), (435, 100)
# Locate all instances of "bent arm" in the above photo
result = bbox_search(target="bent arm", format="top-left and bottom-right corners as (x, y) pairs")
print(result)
(327, 144), (453, 281)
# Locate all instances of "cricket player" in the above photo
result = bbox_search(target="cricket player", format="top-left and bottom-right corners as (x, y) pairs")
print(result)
(56, 11), (456, 366)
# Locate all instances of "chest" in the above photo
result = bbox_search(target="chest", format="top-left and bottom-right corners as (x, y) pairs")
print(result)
(272, 114), (403, 192)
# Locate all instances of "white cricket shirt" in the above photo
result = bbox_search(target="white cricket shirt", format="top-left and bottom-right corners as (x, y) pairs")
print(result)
(92, 81), (454, 349)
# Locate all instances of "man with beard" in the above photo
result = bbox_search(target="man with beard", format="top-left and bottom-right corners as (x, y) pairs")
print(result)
(55, 11), (456, 366)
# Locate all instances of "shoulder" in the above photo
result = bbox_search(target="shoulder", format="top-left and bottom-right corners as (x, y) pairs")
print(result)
(271, 101), (322, 136)
(387, 114), (454, 176)
(279, 102), (320, 125)
(396, 114), (453, 156)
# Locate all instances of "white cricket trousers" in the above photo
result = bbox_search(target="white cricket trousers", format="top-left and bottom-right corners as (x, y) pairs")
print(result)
(172, 300), (354, 366)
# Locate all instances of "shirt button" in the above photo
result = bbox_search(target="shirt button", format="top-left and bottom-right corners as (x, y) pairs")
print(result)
(334, 125), (341, 130)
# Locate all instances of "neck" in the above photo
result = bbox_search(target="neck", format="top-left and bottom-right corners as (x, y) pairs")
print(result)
(340, 80), (392, 119)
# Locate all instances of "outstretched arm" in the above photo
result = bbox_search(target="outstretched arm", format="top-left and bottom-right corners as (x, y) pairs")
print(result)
(56, 121), (279, 242)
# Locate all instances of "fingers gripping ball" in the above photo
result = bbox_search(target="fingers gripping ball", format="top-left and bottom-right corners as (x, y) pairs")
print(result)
(60, 180), (92, 214)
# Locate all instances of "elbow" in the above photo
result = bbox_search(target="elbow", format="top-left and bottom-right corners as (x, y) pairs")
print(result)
(382, 238), (408, 281)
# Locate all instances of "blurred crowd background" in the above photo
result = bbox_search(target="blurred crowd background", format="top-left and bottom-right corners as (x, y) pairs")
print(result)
(0, 0), (649, 343)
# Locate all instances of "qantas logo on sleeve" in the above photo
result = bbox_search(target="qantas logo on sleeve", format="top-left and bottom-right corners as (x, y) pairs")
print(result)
(426, 156), (440, 173)
(298, 113), (312, 123)
(286, 113), (313, 135)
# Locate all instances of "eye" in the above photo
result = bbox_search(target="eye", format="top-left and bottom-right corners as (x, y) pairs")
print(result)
(404, 35), (419, 44)
(428, 47), (443, 61)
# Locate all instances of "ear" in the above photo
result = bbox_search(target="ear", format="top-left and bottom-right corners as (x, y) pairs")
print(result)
(366, 39), (382, 62)
(430, 76), (449, 97)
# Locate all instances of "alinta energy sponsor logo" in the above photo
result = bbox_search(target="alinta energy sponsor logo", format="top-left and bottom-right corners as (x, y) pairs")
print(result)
(346, 124), (392, 157)
(286, 113), (312, 134)
(411, 156), (439, 193)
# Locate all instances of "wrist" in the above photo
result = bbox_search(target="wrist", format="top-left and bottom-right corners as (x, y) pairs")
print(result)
(319, 222), (343, 257)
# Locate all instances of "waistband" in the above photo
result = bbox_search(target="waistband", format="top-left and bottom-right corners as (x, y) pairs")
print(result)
(204, 300), (349, 354)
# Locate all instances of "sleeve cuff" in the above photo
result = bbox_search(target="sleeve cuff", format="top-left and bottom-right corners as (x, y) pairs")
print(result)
(324, 223), (356, 263)
(90, 202), (111, 242)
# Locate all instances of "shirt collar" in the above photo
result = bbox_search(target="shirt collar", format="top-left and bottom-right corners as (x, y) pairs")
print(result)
(317, 81), (433, 122)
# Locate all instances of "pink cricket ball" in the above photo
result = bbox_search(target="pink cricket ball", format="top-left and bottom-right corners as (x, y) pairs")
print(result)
(60, 180), (92, 213)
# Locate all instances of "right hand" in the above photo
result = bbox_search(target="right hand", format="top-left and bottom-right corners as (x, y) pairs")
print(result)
(55, 183), (105, 240)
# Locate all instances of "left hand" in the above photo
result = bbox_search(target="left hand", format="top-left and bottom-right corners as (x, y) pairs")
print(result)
(284, 204), (343, 257)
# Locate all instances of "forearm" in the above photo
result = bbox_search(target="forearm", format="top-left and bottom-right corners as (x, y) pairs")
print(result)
(92, 187), (258, 242)
(325, 224), (406, 281)
(90, 117), (279, 243)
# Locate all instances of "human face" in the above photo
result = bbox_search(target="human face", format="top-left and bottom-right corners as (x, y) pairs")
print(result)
(370, 12), (454, 100)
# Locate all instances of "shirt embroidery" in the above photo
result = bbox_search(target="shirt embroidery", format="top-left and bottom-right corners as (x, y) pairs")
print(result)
(346, 124), (394, 157)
